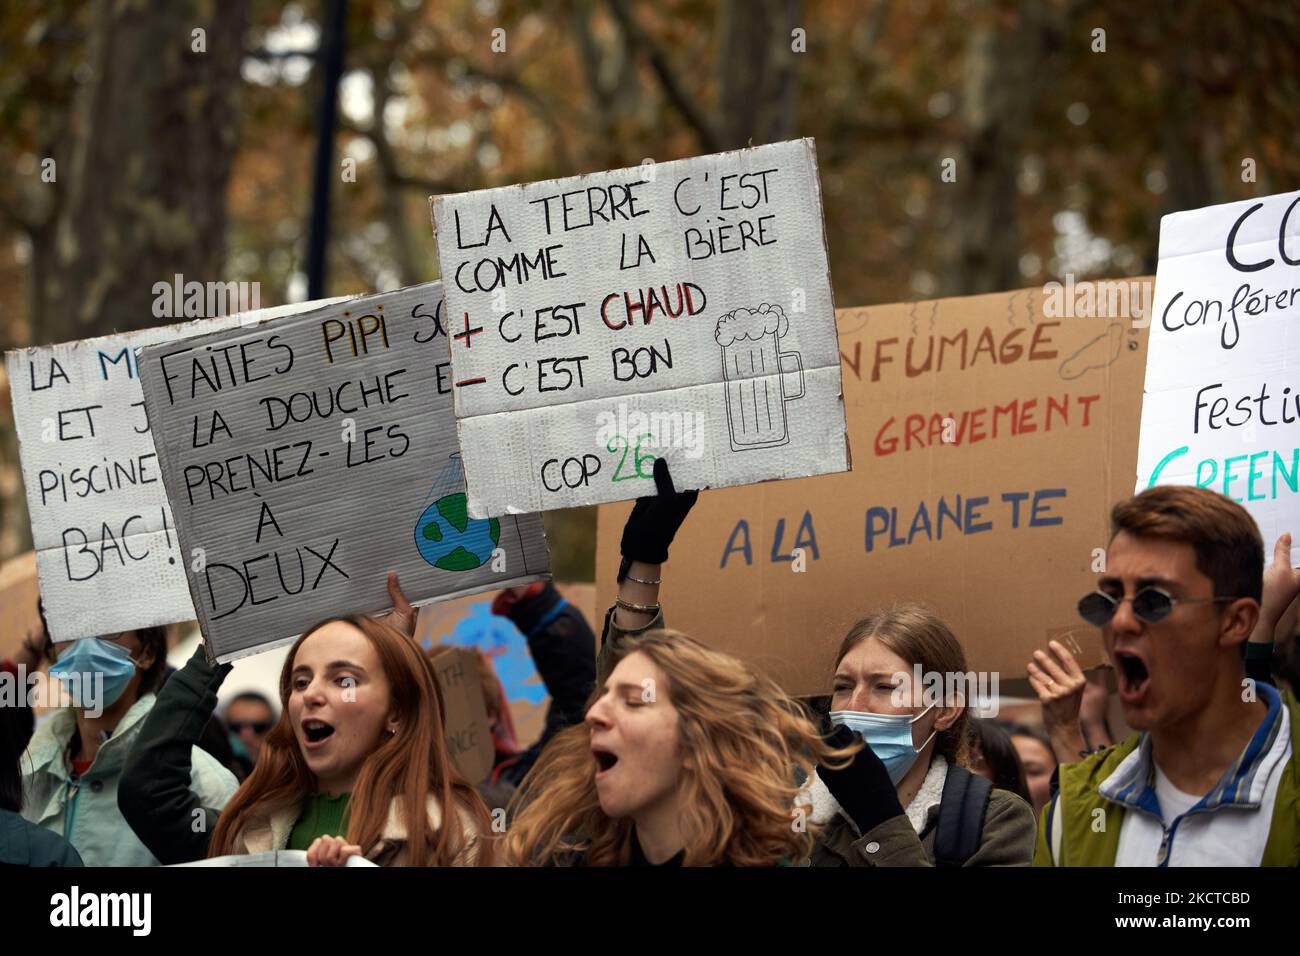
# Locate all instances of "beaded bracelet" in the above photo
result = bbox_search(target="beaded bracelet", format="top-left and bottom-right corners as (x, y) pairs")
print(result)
(616, 597), (661, 615)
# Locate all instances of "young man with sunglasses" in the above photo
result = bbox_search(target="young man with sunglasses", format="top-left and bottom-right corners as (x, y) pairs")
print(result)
(1035, 485), (1300, 866)
(224, 692), (276, 768)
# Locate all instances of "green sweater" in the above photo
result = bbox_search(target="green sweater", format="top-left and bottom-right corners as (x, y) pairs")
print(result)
(288, 792), (353, 850)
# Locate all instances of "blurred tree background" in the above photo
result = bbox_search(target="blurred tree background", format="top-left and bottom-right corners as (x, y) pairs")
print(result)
(1, 0), (1298, 578)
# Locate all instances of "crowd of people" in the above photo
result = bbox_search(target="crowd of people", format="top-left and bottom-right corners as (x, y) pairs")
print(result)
(2, 459), (1298, 867)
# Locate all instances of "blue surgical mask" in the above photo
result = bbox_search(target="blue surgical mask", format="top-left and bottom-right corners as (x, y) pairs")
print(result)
(49, 638), (139, 710)
(830, 705), (938, 784)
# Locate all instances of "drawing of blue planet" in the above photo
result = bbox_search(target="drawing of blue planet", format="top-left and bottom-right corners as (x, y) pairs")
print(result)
(415, 492), (501, 571)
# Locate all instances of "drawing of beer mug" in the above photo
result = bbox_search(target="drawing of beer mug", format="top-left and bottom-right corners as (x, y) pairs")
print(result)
(715, 304), (805, 450)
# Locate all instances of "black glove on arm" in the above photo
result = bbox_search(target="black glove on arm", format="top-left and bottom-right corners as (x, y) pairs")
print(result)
(818, 724), (907, 835)
(618, 457), (698, 581)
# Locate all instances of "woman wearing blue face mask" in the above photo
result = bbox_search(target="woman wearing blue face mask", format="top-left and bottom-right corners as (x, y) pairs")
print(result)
(606, 467), (1035, 866)
(20, 622), (237, 866)
(801, 605), (1036, 866)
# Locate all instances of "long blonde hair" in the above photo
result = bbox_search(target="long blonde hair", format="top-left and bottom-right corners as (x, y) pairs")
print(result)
(505, 629), (854, 866)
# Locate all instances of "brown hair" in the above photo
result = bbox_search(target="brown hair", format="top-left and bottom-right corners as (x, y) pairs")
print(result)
(1110, 486), (1263, 602)
(505, 629), (856, 867)
(208, 615), (492, 866)
(833, 603), (971, 766)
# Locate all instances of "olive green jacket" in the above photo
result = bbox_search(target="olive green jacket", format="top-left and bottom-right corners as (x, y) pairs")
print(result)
(808, 771), (1036, 867)
(1034, 688), (1300, 867)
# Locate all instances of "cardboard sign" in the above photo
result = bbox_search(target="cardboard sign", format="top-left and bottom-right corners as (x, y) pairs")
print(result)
(430, 139), (849, 517)
(175, 851), (377, 867)
(136, 282), (552, 661)
(1136, 190), (1300, 559)
(597, 284), (1152, 696)
(430, 646), (496, 783)
(416, 581), (597, 747)
(5, 299), (351, 642)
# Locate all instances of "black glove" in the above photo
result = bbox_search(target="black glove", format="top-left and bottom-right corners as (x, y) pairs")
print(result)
(818, 724), (906, 835)
(618, 457), (698, 581)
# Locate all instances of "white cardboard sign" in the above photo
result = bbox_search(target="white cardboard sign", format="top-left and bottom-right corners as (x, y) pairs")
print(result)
(5, 299), (350, 642)
(430, 138), (849, 517)
(135, 282), (552, 662)
(1136, 189), (1300, 558)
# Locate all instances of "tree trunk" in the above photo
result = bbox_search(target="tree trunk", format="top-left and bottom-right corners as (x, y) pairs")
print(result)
(944, 2), (1047, 296)
(716, 0), (803, 149)
(34, 0), (248, 345)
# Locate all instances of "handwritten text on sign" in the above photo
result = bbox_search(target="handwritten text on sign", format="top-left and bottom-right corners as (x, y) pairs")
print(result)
(136, 282), (551, 662)
(4, 300), (348, 642)
(596, 285), (1149, 695)
(1137, 190), (1300, 559)
(430, 139), (849, 517)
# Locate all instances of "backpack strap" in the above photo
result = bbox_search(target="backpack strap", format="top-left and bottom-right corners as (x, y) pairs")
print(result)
(933, 765), (993, 866)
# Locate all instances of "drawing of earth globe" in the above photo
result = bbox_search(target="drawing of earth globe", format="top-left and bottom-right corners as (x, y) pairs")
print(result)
(415, 492), (501, 571)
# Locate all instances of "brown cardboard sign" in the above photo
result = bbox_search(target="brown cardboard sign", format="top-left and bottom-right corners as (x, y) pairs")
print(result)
(431, 646), (496, 784)
(597, 282), (1151, 696)
(416, 582), (597, 748)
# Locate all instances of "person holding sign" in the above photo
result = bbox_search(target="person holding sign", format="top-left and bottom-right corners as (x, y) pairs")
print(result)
(504, 627), (854, 866)
(120, 574), (491, 866)
(1037, 487), (1300, 867)
(204, 611), (491, 866)
(601, 462), (1036, 866)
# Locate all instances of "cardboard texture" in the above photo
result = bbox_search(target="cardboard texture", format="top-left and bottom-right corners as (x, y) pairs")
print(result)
(430, 646), (496, 783)
(174, 851), (376, 867)
(597, 283), (1152, 696)
(416, 581), (597, 747)
(1136, 190), (1300, 561)
(135, 282), (552, 661)
(5, 298), (352, 642)
(430, 138), (849, 517)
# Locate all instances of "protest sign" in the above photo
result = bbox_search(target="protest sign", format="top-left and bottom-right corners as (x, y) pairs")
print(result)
(1136, 190), (1300, 560)
(597, 283), (1152, 696)
(416, 581), (597, 746)
(136, 282), (552, 661)
(430, 138), (849, 517)
(175, 851), (376, 867)
(429, 646), (496, 783)
(5, 299), (351, 642)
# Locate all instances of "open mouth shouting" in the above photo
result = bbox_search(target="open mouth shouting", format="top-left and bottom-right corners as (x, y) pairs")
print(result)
(592, 745), (620, 781)
(301, 718), (337, 750)
(1112, 648), (1151, 705)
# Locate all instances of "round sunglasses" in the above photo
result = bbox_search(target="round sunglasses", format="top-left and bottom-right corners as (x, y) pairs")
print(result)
(228, 721), (273, 735)
(1077, 587), (1239, 626)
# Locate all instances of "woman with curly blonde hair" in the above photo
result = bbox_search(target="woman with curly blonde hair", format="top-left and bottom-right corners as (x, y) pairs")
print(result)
(505, 628), (853, 866)
(591, 458), (1034, 867)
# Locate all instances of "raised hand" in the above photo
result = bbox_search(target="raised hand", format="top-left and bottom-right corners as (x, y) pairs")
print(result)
(380, 570), (417, 638)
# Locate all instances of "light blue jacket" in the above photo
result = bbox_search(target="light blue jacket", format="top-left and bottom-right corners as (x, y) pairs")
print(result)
(21, 693), (237, 866)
